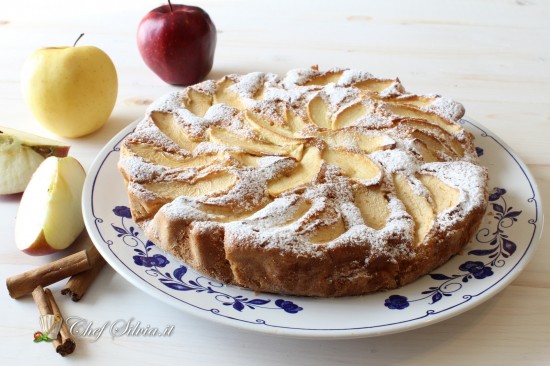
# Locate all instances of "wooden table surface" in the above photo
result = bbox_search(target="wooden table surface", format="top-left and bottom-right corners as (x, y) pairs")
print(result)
(1, 1), (548, 364)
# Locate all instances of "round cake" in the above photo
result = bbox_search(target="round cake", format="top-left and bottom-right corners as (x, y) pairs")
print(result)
(118, 67), (488, 297)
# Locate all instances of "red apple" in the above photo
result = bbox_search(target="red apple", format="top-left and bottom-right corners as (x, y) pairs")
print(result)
(137, 1), (217, 86)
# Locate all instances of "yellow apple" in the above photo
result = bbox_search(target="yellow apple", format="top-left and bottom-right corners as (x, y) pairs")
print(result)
(21, 37), (118, 138)
(15, 156), (86, 255)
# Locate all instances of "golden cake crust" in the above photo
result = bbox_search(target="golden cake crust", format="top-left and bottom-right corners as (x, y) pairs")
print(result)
(118, 67), (488, 297)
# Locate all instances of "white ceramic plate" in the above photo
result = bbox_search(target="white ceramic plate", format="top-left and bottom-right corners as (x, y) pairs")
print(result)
(82, 118), (543, 339)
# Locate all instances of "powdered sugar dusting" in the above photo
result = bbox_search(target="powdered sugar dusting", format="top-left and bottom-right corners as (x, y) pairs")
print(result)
(422, 161), (487, 213)
(370, 149), (419, 176)
(282, 68), (320, 88)
(126, 125), (183, 153)
(119, 67), (488, 286)
(378, 80), (406, 97)
(337, 69), (375, 86)
(322, 84), (359, 107)
(119, 156), (166, 182)
(146, 91), (182, 114)
(204, 104), (238, 123)
(424, 97), (465, 122)
(228, 72), (277, 99)
(174, 109), (214, 138)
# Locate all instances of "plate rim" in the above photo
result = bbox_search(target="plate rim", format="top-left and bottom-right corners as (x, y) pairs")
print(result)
(82, 117), (544, 339)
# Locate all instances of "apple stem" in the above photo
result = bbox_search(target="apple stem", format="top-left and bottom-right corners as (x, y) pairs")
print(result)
(168, 0), (173, 12)
(73, 33), (85, 47)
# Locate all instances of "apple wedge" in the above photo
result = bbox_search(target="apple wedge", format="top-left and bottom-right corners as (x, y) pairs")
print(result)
(213, 77), (245, 110)
(352, 78), (396, 93)
(385, 103), (460, 134)
(244, 111), (306, 146)
(184, 88), (213, 117)
(307, 95), (331, 129)
(393, 174), (435, 246)
(123, 142), (223, 170)
(354, 186), (389, 230)
(332, 102), (369, 129)
(151, 112), (199, 153)
(396, 119), (464, 157)
(144, 170), (236, 199)
(285, 109), (307, 134)
(0, 126), (70, 195)
(15, 156), (86, 255)
(208, 126), (304, 160)
(267, 146), (322, 196)
(304, 70), (343, 86)
(322, 148), (381, 182)
(418, 174), (460, 213)
(317, 129), (395, 154)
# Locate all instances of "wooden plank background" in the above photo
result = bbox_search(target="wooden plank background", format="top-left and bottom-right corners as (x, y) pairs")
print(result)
(0, 1), (548, 364)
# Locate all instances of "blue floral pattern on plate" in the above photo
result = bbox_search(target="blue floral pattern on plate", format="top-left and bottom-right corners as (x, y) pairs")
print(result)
(111, 206), (303, 314)
(384, 187), (521, 309)
(82, 117), (541, 338)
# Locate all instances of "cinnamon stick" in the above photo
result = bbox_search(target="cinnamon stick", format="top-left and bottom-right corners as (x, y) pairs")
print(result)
(31, 285), (52, 316)
(44, 288), (76, 356)
(7, 247), (100, 299)
(31, 286), (75, 356)
(61, 247), (106, 302)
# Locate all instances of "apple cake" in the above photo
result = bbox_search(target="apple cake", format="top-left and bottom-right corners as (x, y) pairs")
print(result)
(118, 67), (488, 297)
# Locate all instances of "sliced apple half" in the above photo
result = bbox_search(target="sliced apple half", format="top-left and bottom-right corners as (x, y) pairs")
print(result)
(0, 126), (70, 195)
(15, 156), (86, 255)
